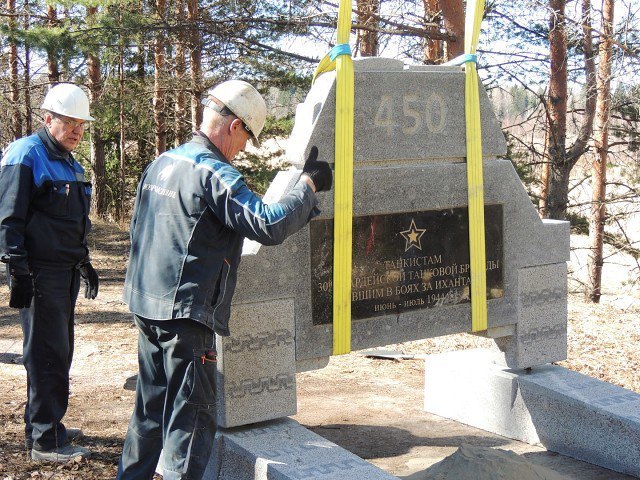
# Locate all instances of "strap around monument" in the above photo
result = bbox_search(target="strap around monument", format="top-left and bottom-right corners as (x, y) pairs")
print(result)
(331, 0), (355, 355)
(442, 53), (478, 67)
(463, 0), (488, 333)
(313, 43), (353, 83)
(329, 43), (352, 61)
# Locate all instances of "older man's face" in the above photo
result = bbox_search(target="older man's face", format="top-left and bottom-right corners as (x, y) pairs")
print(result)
(227, 118), (250, 160)
(45, 113), (88, 152)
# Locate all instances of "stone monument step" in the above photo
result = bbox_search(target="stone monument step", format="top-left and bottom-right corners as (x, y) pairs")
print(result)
(423, 349), (640, 477)
(208, 417), (398, 479)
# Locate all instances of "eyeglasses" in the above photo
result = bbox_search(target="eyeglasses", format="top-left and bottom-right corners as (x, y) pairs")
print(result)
(201, 98), (252, 135)
(53, 115), (89, 130)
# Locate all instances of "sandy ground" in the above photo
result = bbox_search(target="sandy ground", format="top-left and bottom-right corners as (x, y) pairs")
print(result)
(0, 220), (638, 479)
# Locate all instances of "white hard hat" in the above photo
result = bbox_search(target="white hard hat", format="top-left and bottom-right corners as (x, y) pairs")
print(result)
(41, 83), (94, 121)
(203, 80), (267, 147)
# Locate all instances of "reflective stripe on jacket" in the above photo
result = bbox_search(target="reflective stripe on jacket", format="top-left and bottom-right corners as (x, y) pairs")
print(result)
(123, 133), (320, 335)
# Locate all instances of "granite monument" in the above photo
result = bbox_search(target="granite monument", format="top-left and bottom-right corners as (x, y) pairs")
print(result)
(216, 57), (569, 429)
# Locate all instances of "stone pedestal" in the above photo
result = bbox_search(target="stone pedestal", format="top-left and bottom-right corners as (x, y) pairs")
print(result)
(424, 349), (640, 477)
(205, 418), (398, 480)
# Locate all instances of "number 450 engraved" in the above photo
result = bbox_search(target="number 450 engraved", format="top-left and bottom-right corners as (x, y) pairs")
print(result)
(374, 93), (447, 135)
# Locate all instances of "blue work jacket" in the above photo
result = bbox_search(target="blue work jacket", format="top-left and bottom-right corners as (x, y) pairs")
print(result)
(123, 132), (320, 336)
(0, 129), (91, 275)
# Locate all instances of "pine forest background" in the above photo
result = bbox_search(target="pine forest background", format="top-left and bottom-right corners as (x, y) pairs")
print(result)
(1, 0), (639, 301)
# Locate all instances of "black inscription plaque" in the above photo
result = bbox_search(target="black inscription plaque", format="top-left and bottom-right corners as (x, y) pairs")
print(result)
(310, 205), (504, 325)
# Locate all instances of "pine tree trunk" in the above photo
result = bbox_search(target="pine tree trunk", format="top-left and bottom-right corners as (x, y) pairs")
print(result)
(154, 0), (167, 156)
(545, 0), (570, 219)
(187, 0), (202, 129)
(441, 0), (464, 60)
(46, 5), (60, 83)
(60, 5), (71, 77)
(23, 0), (32, 135)
(546, 161), (572, 220)
(588, 0), (615, 303)
(539, 121), (551, 217)
(545, 0), (596, 219)
(356, 0), (379, 57)
(87, 6), (108, 219)
(136, 6), (150, 167)
(120, 44), (127, 221)
(8, 0), (22, 140)
(422, 0), (442, 64)
(174, 0), (188, 146)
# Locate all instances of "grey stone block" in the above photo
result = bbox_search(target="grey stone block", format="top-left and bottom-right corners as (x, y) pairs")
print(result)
(232, 170), (315, 308)
(210, 418), (398, 479)
(289, 160), (569, 362)
(424, 349), (640, 477)
(220, 64), (570, 428)
(352, 57), (404, 71)
(287, 57), (507, 166)
(495, 263), (568, 368)
(217, 299), (297, 428)
(232, 161), (569, 364)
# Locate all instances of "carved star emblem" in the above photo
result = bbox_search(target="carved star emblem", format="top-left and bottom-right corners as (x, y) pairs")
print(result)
(400, 219), (426, 252)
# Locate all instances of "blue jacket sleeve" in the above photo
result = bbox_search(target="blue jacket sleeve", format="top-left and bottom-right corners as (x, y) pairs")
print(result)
(0, 163), (34, 275)
(205, 166), (320, 245)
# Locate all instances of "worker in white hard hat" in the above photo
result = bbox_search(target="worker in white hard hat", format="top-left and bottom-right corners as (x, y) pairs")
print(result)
(0, 83), (98, 462)
(117, 79), (332, 479)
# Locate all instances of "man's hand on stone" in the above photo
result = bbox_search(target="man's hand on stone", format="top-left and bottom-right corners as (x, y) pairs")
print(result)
(79, 262), (99, 299)
(9, 274), (33, 309)
(302, 146), (332, 193)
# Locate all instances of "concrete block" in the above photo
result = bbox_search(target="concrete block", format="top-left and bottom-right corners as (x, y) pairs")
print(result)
(424, 349), (640, 477)
(233, 170), (315, 306)
(209, 418), (398, 479)
(292, 160), (569, 361)
(217, 299), (297, 428)
(287, 57), (507, 166)
(233, 162), (569, 366)
(352, 57), (404, 71)
(220, 64), (570, 429)
(495, 263), (568, 369)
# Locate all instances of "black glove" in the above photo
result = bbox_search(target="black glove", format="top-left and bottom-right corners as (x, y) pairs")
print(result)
(79, 262), (99, 299)
(9, 274), (33, 309)
(302, 146), (332, 193)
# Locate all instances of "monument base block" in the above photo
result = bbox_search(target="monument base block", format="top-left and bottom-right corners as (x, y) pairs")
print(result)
(423, 349), (640, 477)
(204, 418), (397, 479)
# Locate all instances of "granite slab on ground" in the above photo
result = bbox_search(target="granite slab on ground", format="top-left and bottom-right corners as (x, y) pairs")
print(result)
(217, 58), (571, 429)
(423, 349), (640, 478)
(208, 418), (398, 480)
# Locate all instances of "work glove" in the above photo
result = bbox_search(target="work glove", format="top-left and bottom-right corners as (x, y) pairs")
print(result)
(79, 262), (99, 299)
(9, 274), (33, 309)
(302, 146), (332, 193)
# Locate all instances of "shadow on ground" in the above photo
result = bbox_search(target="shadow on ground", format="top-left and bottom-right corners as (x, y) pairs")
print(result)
(0, 352), (21, 364)
(307, 423), (511, 459)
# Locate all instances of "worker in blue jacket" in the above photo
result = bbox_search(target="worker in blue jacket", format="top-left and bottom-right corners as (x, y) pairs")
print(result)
(0, 83), (99, 462)
(117, 80), (332, 480)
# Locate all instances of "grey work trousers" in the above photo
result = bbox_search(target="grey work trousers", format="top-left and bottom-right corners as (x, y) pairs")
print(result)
(117, 315), (218, 480)
(20, 266), (80, 451)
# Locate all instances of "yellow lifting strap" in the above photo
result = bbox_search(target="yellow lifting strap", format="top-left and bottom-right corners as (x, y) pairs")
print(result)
(455, 0), (488, 332)
(445, 0), (487, 332)
(316, 0), (488, 347)
(313, 0), (354, 355)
